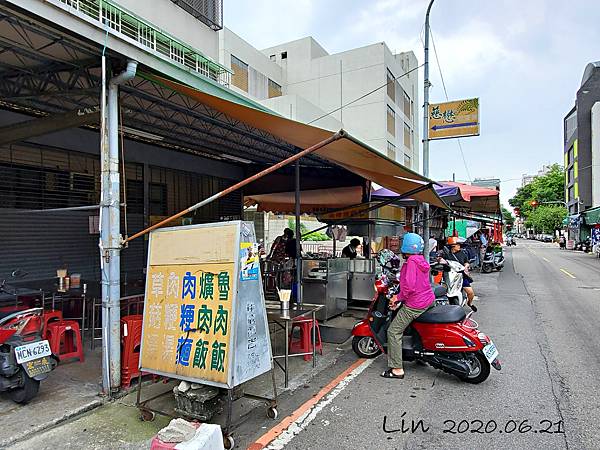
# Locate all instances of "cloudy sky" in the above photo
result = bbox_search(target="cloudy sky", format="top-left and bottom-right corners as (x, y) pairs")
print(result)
(224, 0), (599, 206)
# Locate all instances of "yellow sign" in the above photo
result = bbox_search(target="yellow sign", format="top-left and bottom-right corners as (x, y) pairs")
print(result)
(428, 98), (479, 140)
(141, 263), (234, 384)
(140, 222), (273, 389)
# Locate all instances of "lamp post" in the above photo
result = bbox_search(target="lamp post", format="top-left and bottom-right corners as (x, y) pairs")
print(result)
(422, 0), (435, 257)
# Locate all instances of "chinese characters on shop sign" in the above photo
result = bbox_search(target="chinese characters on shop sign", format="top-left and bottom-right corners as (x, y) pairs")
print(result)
(142, 264), (233, 384)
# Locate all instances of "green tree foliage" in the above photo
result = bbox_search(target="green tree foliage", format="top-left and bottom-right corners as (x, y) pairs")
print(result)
(287, 218), (329, 241)
(508, 164), (566, 229)
(501, 206), (514, 227)
(525, 206), (568, 234)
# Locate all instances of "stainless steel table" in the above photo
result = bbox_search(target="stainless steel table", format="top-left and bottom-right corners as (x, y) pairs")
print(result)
(266, 302), (324, 388)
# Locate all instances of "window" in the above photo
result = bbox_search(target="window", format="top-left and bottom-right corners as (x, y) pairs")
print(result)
(268, 79), (282, 98)
(386, 69), (395, 100)
(410, 100), (414, 121)
(387, 141), (396, 159)
(231, 55), (249, 92)
(270, 54), (276, 62)
(568, 185), (575, 203)
(387, 105), (395, 136)
(403, 91), (411, 118)
(567, 167), (574, 184)
(568, 147), (574, 165)
(404, 153), (412, 168)
(281, 51), (287, 59)
(403, 122), (411, 148)
(149, 183), (167, 216)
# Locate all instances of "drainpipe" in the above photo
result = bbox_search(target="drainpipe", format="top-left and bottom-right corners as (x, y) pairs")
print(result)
(101, 60), (137, 393)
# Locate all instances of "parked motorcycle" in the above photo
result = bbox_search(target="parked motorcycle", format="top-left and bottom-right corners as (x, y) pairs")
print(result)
(0, 273), (58, 403)
(351, 285), (501, 383)
(482, 244), (504, 273)
(431, 258), (468, 307)
(506, 236), (516, 246)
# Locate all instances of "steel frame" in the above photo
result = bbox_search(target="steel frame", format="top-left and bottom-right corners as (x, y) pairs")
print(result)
(0, 5), (329, 168)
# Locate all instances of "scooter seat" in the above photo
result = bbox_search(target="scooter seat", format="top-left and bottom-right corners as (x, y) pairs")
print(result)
(415, 305), (466, 324)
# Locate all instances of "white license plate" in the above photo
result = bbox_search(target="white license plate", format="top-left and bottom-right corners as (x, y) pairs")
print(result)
(483, 341), (499, 363)
(14, 340), (52, 364)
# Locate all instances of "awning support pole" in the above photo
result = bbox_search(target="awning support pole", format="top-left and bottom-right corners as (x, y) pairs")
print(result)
(295, 159), (302, 305)
(124, 131), (346, 243)
(101, 59), (138, 393)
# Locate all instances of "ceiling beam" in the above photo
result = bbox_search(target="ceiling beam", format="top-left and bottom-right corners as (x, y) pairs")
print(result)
(0, 105), (99, 145)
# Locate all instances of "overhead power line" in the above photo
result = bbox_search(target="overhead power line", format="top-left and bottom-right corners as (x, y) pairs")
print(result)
(307, 63), (424, 125)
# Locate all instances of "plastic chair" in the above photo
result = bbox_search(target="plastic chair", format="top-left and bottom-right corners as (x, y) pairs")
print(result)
(289, 317), (323, 361)
(42, 310), (63, 338)
(121, 315), (143, 388)
(47, 320), (84, 363)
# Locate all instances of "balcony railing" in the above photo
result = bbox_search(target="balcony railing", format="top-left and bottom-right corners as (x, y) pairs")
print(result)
(56, 0), (231, 86)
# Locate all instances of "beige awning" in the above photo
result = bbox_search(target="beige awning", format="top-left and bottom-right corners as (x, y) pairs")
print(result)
(148, 74), (448, 209)
(245, 186), (364, 214)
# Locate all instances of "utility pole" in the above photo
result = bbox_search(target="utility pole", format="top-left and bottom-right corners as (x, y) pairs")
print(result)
(422, 0), (434, 257)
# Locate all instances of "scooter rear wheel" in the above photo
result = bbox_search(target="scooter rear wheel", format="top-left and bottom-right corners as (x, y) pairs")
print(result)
(459, 352), (491, 384)
(10, 371), (40, 404)
(352, 336), (382, 359)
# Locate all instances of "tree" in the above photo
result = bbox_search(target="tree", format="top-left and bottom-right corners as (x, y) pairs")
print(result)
(508, 164), (565, 220)
(501, 206), (514, 227)
(525, 206), (567, 233)
(287, 218), (329, 241)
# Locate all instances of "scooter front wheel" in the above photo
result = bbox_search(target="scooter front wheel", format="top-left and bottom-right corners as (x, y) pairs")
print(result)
(352, 336), (382, 359)
(482, 264), (493, 274)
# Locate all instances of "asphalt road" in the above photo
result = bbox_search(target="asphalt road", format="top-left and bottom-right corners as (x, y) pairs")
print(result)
(258, 241), (600, 450)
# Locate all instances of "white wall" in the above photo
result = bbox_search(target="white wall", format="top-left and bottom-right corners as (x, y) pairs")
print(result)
(591, 102), (600, 207)
(219, 28), (285, 94)
(115, 0), (219, 60)
(260, 94), (342, 132)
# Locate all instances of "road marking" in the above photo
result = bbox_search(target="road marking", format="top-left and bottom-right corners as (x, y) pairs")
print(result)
(248, 358), (374, 450)
(560, 268), (576, 279)
(542, 257), (550, 262)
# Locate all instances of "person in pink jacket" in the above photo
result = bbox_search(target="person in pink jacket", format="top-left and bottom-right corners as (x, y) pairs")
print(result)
(381, 233), (435, 379)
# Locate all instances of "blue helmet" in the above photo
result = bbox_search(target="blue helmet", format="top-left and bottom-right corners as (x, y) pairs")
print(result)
(401, 232), (424, 254)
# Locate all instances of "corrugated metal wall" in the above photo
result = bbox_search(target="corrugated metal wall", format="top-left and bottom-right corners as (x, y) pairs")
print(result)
(0, 209), (146, 282)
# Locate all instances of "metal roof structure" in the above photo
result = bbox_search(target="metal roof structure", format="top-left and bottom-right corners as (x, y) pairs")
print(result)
(0, 3), (328, 170)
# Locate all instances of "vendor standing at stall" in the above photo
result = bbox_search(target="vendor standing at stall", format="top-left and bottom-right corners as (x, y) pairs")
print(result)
(268, 228), (293, 263)
(341, 238), (362, 259)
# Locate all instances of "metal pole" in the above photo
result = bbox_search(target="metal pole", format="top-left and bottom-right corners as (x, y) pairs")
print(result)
(422, 0), (434, 257)
(99, 55), (110, 394)
(103, 60), (138, 392)
(295, 159), (302, 305)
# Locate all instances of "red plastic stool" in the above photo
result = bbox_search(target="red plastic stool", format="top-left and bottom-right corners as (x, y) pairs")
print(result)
(42, 310), (63, 338)
(289, 318), (323, 361)
(121, 315), (143, 388)
(47, 320), (84, 363)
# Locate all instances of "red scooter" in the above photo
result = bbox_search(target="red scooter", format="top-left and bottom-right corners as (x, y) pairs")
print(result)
(351, 255), (501, 384)
(1, 276), (58, 403)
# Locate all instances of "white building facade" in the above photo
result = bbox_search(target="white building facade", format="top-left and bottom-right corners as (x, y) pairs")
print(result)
(220, 29), (420, 170)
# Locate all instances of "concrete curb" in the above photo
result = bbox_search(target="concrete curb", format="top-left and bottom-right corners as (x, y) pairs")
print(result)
(0, 399), (104, 449)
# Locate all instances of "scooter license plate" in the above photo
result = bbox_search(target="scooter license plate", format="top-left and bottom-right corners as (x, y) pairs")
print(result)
(483, 341), (499, 363)
(21, 356), (53, 378)
(14, 340), (52, 364)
